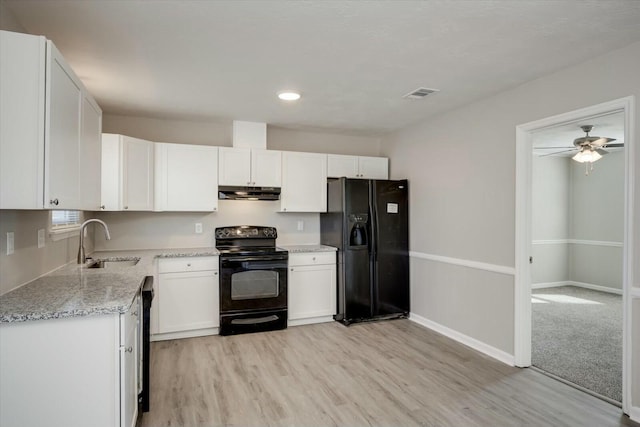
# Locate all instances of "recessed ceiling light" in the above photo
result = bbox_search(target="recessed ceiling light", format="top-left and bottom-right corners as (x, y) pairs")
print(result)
(278, 91), (301, 101)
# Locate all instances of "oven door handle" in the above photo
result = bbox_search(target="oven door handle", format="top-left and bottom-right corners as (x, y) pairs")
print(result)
(230, 315), (279, 325)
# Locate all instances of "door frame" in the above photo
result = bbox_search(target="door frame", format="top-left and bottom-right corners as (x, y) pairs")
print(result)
(514, 96), (635, 414)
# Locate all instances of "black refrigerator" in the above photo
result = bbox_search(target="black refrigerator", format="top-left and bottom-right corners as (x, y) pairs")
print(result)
(320, 178), (409, 325)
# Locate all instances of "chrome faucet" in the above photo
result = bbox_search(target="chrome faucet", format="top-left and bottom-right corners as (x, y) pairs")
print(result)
(77, 219), (111, 264)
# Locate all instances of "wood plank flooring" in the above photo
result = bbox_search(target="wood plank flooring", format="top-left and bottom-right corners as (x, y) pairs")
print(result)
(141, 319), (637, 427)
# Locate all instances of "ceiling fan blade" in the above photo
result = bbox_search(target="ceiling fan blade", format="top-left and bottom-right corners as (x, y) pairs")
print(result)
(590, 137), (616, 147)
(602, 143), (624, 148)
(538, 148), (578, 157)
(533, 146), (575, 150)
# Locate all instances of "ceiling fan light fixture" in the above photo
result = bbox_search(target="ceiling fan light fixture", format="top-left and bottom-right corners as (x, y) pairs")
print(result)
(572, 148), (602, 163)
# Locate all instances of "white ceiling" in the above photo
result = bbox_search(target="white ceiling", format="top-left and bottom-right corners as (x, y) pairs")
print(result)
(5, 0), (640, 136)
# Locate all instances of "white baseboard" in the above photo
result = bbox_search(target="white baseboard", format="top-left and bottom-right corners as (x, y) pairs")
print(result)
(569, 281), (623, 295)
(531, 281), (570, 289)
(151, 327), (218, 342)
(409, 312), (515, 366)
(630, 406), (640, 423)
(531, 281), (623, 295)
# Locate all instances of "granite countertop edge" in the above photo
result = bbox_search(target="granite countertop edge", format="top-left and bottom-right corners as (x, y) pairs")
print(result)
(279, 244), (337, 253)
(0, 248), (221, 324)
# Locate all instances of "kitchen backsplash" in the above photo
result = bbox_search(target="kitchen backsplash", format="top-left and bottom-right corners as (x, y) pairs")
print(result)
(0, 210), (96, 295)
(93, 200), (320, 251)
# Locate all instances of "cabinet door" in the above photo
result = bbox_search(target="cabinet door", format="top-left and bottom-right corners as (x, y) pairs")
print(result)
(123, 136), (154, 211)
(120, 299), (139, 427)
(251, 149), (281, 187)
(158, 270), (219, 333)
(218, 147), (251, 186)
(0, 31), (46, 209)
(327, 154), (359, 178)
(100, 134), (122, 211)
(45, 42), (82, 209)
(79, 95), (102, 211)
(156, 143), (218, 211)
(281, 152), (327, 212)
(289, 264), (337, 320)
(359, 156), (388, 179)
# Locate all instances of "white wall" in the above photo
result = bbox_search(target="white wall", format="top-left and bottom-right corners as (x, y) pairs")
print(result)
(569, 151), (624, 290)
(531, 156), (570, 285)
(532, 151), (624, 291)
(381, 38), (640, 379)
(103, 114), (382, 155)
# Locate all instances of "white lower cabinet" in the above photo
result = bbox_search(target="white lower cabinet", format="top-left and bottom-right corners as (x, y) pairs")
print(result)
(288, 251), (337, 326)
(121, 295), (140, 427)
(155, 256), (219, 340)
(0, 294), (140, 427)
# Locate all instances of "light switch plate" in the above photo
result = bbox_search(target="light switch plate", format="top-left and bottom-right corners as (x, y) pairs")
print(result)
(38, 229), (45, 248)
(195, 223), (203, 234)
(6, 232), (14, 255)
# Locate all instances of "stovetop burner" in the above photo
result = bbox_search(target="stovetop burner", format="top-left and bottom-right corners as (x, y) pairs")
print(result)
(215, 226), (286, 258)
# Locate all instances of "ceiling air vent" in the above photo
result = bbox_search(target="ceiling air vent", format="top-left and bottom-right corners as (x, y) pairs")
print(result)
(403, 87), (440, 100)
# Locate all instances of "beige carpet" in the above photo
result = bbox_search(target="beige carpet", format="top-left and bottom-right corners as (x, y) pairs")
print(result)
(532, 285), (622, 402)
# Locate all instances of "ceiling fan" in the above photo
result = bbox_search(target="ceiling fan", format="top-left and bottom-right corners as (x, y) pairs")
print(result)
(536, 125), (623, 174)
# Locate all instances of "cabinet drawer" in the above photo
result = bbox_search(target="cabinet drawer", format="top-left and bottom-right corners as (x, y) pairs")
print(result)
(288, 252), (335, 267)
(157, 256), (218, 273)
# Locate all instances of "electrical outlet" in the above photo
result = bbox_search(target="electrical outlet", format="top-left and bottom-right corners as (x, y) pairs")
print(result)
(38, 229), (45, 248)
(6, 232), (14, 255)
(195, 223), (203, 234)
(297, 220), (304, 231)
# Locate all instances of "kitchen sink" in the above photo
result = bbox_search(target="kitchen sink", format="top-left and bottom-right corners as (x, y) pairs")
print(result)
(87, 258), (140, 269)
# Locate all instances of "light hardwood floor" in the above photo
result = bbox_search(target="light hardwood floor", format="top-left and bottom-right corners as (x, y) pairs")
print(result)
(141, 319), (637, 427)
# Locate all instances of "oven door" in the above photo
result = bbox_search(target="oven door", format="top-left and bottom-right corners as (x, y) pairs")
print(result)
(219, 255), (288, 313)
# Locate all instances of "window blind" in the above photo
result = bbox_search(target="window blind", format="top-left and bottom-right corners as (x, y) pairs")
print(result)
(51, 210), (81, 228)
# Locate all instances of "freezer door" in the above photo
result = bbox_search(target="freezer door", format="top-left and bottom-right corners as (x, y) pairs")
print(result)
(371, 179), (409, 316)
(343, 247), (372, 320)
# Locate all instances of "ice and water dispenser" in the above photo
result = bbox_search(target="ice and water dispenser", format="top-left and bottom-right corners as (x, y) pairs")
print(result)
(348, 214), (368, 247)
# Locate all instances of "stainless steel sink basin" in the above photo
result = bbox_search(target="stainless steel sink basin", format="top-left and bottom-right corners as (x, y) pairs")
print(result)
(87, 258), (140, 269)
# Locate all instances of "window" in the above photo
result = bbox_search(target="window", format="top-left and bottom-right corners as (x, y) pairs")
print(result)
(51, 210), (81, 228)
(50, 210), (82, 241)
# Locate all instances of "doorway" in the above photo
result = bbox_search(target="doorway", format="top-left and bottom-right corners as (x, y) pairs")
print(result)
(530, 112), (625, 403)
(514, 96), (635, 415)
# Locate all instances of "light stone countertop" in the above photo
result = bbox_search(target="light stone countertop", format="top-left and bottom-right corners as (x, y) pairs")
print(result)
(0, 248), (219, 324)
(279, 244), (337, 253)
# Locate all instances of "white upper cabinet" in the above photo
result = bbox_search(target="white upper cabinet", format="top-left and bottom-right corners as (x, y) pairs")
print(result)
(45, 44), (82, 209)
(280, 151), (327, 212)
(218, 147), (251, 186)
(101, 134), (154, 211)
(218, 147), (281, 187)
(251, 149), (282, 187)
(154, 143), (218, 212)
(80, 95), (103, 211)
(0, 30), (101, 210)
(327, 154), (388, 179)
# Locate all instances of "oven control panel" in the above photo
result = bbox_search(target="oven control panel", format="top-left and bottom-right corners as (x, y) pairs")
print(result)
(215, 226), (277, 239)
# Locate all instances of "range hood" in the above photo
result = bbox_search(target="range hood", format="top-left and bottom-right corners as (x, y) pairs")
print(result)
(218, 121), (280, 201)
(218, 185), (281, 201)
